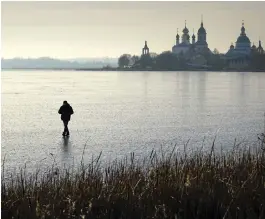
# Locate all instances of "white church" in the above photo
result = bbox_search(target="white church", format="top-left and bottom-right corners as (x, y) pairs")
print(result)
(225, 21), (264, 70)
(172, 19), (211, 55)
(141, 18), (264, 70)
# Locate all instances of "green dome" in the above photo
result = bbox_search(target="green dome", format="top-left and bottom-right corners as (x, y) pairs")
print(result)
(236, 35), (250, 44)
(198, 27), (206, 34)
(183, 26), (189, 34)
(198, 22), (206, 34)
(236, 23), (250, 44)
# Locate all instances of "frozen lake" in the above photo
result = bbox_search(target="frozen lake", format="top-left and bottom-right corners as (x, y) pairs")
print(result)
(1, 70), (265, 174)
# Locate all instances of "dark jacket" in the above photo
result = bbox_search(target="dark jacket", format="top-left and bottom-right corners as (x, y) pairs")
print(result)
(58, 103), (74, 121)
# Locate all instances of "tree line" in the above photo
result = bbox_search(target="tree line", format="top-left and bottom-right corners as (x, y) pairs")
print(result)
(118, 49), (265, 71)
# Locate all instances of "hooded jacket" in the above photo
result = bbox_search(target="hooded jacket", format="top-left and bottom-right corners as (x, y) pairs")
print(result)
(58, 103), (74, 121)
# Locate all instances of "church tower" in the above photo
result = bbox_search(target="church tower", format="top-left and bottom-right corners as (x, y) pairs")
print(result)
(234, 21), (251, 52)
(192, 29), (196, 44)
(181, 21), (190, 44)
(142, 41), (149, 55)
(197, 15), (207, 43)
(176, 29), (180, 45)
(195, 15), (208, 52)
(257, 40), (264, 54)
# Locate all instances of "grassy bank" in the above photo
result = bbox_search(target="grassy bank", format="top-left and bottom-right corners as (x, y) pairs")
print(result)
(1, 137), (265, 219)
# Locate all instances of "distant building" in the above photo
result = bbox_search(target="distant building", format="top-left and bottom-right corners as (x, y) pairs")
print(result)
(254, 40), (264, 54)
(171, 18), (213, 68)
(225, 21), (264, 70)
(140, 20), (263, 70)
(172, 18), (211, 56)
(142, 41), (150, 55)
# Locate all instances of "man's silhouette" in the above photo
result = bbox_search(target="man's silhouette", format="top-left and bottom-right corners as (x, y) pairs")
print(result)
(58, 100), (74, 136)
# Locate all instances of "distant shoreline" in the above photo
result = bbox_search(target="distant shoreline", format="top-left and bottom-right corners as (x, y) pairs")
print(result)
(2, 68), (265, 72)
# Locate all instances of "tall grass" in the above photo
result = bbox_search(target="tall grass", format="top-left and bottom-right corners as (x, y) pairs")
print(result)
(1, 137), (265, 219)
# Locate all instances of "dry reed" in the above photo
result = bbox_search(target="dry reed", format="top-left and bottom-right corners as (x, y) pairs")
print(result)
(1, 137), (265, 219)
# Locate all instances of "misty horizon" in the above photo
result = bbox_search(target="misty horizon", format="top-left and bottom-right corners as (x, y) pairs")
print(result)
(1, 56), (120, 60)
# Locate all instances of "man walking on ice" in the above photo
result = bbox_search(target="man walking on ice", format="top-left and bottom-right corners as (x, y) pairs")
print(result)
(58, 100), (74, 136)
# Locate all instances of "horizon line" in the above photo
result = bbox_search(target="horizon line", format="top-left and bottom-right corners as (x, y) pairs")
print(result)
(1, 56), (120, 60)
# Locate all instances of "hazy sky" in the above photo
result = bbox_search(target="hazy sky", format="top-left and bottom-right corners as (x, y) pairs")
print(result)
(2, 1), (265, 59)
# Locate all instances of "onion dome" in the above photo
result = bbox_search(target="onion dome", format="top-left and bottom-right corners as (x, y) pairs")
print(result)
(198, 15), (206, 34)
(257, 40), (264, 53)
(251, 43), (256, 49)
(183, 20), (189, 34)
(192, 35), (195, 42)
(183, 27), (189, 34)
(192, 29), (195, 39)
(258, 40), (263, 50)
(236, 35), (250, 44)
(198, 21), (206, 34)
(192, 28), (196, 44)
(236, 21), (250, 44)
(176, 28), (180, 39)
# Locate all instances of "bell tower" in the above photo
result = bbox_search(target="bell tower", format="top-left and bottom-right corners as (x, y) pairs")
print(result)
(142, 41), (149, 55)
